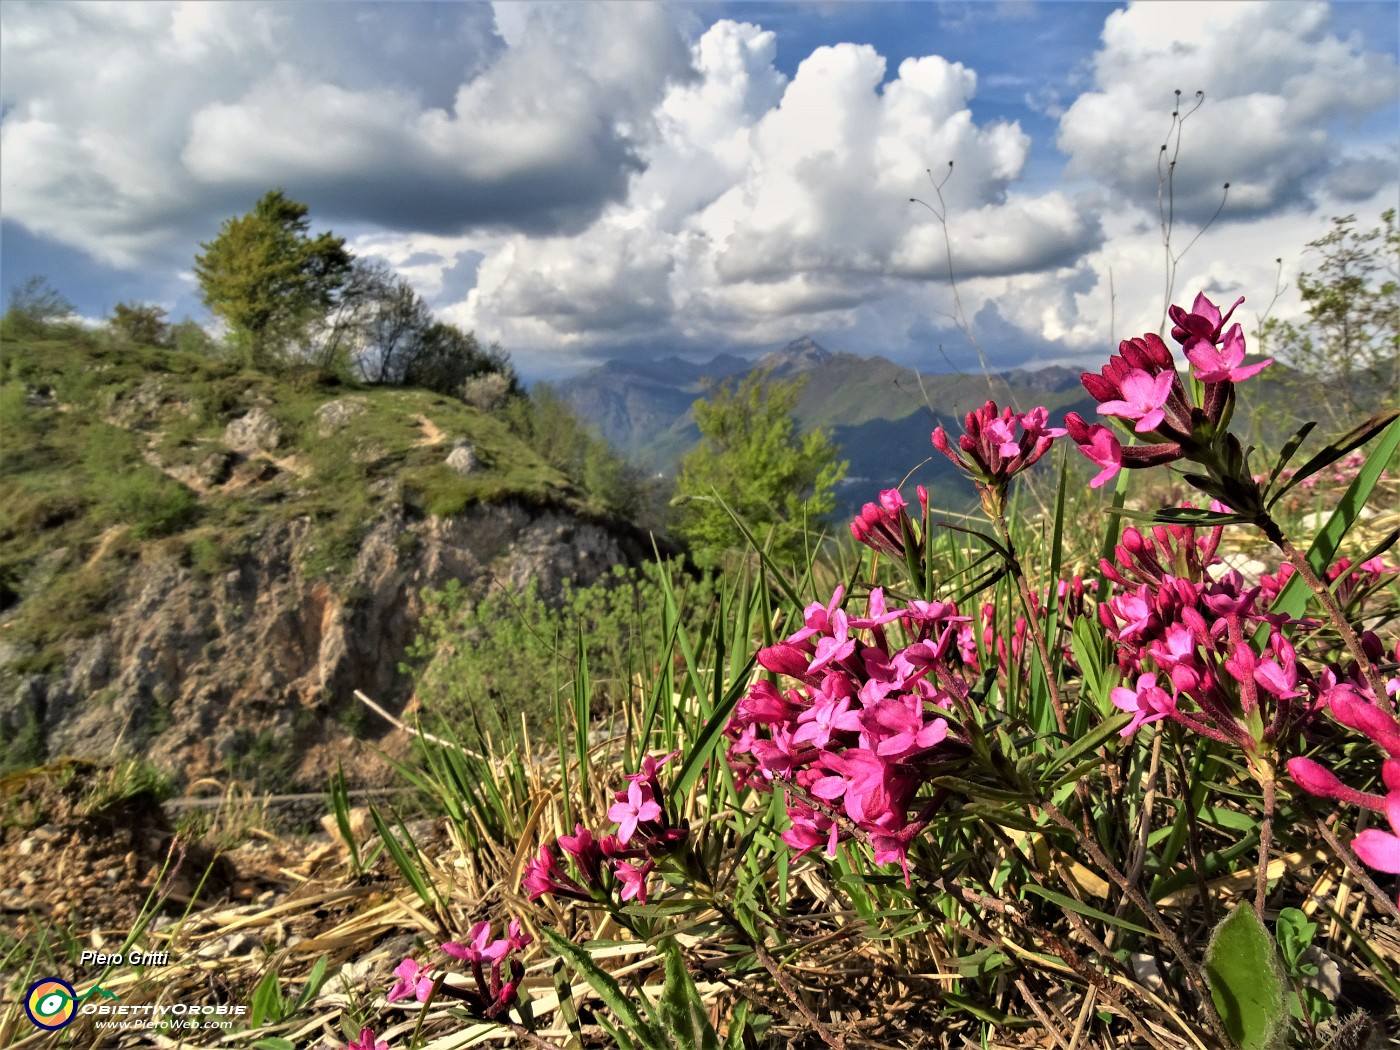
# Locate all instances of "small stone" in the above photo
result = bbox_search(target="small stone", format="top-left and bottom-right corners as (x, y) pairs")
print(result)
(445, 440), (477, 476)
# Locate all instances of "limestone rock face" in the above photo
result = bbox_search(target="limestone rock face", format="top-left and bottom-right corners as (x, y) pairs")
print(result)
(223, 407), (282, 454)
(1, 502), (642, 789)
(314, 398), (368, 437)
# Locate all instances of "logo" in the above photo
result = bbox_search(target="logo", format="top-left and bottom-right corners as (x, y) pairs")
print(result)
(25, 977), (77, 1030)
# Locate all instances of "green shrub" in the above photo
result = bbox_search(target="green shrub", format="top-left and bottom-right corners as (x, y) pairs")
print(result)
(403, 561), (716, 747)
(93, 470), (198, 539)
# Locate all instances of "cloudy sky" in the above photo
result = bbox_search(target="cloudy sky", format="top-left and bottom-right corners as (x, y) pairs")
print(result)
(2, 1), (1396, 379)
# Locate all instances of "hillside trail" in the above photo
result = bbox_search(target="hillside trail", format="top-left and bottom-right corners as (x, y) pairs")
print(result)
(412, 413), (446, 446)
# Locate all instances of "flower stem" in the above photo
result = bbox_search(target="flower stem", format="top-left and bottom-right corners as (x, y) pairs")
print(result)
(1039, 798), (1230, 1047)
(1254, 763), (1276, 918)
(993, 510), (1068, 735)
(1257, 518), (1388, 700)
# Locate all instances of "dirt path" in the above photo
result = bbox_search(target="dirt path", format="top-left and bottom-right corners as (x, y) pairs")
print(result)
(413, 413), (446, 447)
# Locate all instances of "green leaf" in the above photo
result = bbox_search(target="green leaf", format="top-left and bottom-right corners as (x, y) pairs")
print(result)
(1203, 902), (1288, 1050)
(722, 1000), (752, 1050)
(290, 955), (329, 1014)
(1268, 409), (1400, 506)
(544, 929), (665, 1049)
(1022, 885), (1156, 938)
(657, 938), (721, 1050)
(1260, 416), (1400, 638)
(1274, 908), (1316, 972)
(552, 959), (585, 1050)
(1039, 711), (1131, 779)
(1261, 421), (1316, 499)
(251, 1040), (296, 1050)
(250, 969), (284, 1028)
(670, 654), (755, 804)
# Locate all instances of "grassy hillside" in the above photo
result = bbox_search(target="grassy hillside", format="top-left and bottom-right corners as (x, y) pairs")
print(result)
(0, 330), (600, 674)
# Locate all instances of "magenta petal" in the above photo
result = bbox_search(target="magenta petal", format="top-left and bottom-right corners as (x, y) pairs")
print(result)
(1352, 828), (1400, 874)
(1230, 358), (1272, 381)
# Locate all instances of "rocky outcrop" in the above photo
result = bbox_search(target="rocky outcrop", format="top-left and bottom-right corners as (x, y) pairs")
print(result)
(1, 502), (643, 789)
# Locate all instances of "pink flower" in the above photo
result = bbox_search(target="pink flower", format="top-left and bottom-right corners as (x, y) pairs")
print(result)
(346, 1029), (389, 1050)
(1111, 673), (1177, 736)
(613, 859), (654, 903)
(608, 781), (662, 845)
(442, 921), (509, 966)
(870, 822), (924, 887)
(781, 803), (839, 860)
(1185, 323), (1271, 383)
(1097, 368), (1175, 433)
(1169, 291), (1245, 347)
(1076, 423), (1123, 488)
(387, 957), (434, 1004)
(1352, 792), (1400, 874)
(793, 693), (861, 749)
(522, 843), (591, 901)
(932, 401), (1063, 487)
(1064, 411), (1183, 474)
(1286, 757), (1387, 810)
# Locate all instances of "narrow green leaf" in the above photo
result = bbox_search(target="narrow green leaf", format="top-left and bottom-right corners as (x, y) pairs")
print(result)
(722, 1000), (752, 1050)
(1262, 416), (1400, 635)
(291, 955), (329, 1013)
(552, 959), (585, 1050)
(1262, 421), (1317, 499)
(670, 654), (755, 804)
(657, 937), (721, 1050)
(1269, 409), (1400, 505)
(1203, 902), (1288, 1050)
(1040, 711), (1131, 779)
(250, 969), (283, 1028)
(544, 929), (664, 1049)
(1023, 885), (1156, 938)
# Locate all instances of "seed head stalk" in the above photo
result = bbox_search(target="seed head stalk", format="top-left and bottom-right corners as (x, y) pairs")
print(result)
(990, 495), (1068, 736)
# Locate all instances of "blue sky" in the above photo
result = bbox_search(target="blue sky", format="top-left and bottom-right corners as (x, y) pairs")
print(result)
(2, 1), (1396, 379)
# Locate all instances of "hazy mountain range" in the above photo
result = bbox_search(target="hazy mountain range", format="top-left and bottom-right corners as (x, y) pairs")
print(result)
(557, 337), (1098, 512)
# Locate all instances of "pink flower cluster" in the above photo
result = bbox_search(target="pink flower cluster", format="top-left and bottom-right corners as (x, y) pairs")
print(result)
(1288, 672), (1400, 886)
(345, 1029), (389, 1050)
(726, 586), (974, 883)
(932, 401), (1064, 502)
(523, 752), (687, 907)
(1097, 520), (1315, 752)
(388, 919), (531, 1020)
(1065, 291), (1272, 488)
(850, 486), (928, 561)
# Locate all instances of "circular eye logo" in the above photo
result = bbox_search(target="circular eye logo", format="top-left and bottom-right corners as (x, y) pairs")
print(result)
(25, 977), (77, 1030)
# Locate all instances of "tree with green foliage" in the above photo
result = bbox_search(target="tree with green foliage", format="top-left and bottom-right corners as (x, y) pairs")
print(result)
(1261, 210), (1398, 415)
(402, 321), (520, 399)
(193, 190), (353, 367)
(674, 369), (846, 565)
(109, 302), (169, 347)
(2, 276), (74, 339)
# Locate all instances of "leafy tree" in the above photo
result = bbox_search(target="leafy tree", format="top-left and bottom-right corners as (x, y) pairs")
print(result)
(2, 276), (74, 339)
(109, 302), (169, 347)
(169, 318), (215, 356)
(674, 369), (846, 565)
(1261, 210), (1399, 415)
(193, 190), (352, 366)
(403, 322), (520, 399)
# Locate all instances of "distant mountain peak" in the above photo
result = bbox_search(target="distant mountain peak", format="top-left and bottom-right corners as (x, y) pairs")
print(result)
(759, 335), (832, 372)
